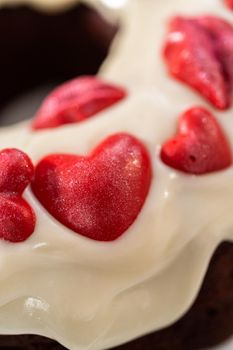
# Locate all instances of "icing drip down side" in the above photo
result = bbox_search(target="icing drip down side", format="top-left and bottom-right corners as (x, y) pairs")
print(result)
(0, 0), (232, 350)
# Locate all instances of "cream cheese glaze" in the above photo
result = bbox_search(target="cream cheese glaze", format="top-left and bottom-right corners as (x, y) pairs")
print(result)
(0, 0), (232, 349)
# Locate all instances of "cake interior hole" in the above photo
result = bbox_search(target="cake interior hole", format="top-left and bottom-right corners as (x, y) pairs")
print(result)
(0, 4), (117, 125)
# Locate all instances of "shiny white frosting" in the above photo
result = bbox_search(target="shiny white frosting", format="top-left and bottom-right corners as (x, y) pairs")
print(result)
(0, 0), (232, 349)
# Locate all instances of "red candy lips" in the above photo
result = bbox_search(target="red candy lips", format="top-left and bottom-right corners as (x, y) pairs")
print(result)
(164, 16), (233, 110)
(0, 149), (35, 242)
(161, 107), (232, 175)
(32, 133), (152, 241)
(32, 76), (126, 130)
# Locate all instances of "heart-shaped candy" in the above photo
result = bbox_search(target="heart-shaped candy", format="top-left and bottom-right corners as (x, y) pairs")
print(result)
(0, 149), (35, 242)
(32, 134), (152, 241)
(163, 16), (233, 110)
(32, 76), (126, 130)
(161, 107), (232, 174)
(225, 0), (233, 9)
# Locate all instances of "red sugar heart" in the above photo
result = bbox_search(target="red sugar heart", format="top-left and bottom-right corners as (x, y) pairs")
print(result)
(32, 76), (126, 130)
(163, 16), (233, 110)
(161, 107), (232, 174)
(0, 149), (35, 242)
(32, 134), (152, 241)
(225, 0), (233, 9)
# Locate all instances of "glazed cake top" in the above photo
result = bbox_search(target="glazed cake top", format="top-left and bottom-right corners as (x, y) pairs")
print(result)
(0, 0), (232, 350)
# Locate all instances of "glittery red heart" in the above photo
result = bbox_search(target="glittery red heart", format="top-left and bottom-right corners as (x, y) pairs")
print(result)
(163, 16), (233, 110)
(0, 149), (35, 242)
(32, 134), (152, 241)
(32, 76), (126, 130)
(161, 107), (232, 174)
(225, 0), (233, 9)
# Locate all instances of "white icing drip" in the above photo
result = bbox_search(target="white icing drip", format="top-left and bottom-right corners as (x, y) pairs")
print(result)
(0, 0), (232, 349)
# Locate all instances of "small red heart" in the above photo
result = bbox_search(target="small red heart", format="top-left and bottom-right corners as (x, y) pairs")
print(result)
(0, 149), (36, 242)
(160, 107), (232, 174)
(32, 76), (126, 130)
(197, 16), (233, 104)
(163, 16), (233, 110)
(32, 134), (152, 241)
(225, 0), (233, 9)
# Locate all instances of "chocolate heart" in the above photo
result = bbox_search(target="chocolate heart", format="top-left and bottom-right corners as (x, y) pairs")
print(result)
(0, 149), (35, 242)
(32, 133), (152, 241)
(161, 107), (232, 174)
(32, 76), (126, 130)
(163, 16), (233, 110)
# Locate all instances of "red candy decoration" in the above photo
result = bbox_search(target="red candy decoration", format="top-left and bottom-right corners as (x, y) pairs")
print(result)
(32, 134), (152, 241)
(161, 107), (232, 174)
(163, 16), (233, 110)
(32, 76), (126, 130)
(225, 0), (233, 9)
(0, 149), (35, 242)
